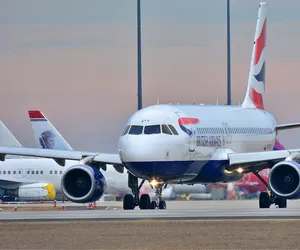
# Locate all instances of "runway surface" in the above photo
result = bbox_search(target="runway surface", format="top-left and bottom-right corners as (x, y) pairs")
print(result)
(1, 200), (300, 221)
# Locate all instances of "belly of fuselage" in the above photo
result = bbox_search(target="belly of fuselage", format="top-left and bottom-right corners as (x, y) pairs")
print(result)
(123, 160), (200, 182)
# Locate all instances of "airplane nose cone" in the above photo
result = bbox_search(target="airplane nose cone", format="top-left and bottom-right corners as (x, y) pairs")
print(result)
(118, 135), (195, 181)
(119, 136), (155, 162)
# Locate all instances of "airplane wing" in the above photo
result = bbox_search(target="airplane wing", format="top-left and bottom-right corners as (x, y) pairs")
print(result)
(0, 146), (124, 173)
(227, 149), (300, 173)
(276, 123), (300, 131)
(0, 146), (299, 176)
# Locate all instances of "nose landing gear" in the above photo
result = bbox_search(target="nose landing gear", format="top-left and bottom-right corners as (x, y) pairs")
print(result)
(122, 173), (167, 210)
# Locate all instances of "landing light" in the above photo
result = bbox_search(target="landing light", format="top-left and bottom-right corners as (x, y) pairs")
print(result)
(236, 168), (244, 174)
(150, 179), (158, 187)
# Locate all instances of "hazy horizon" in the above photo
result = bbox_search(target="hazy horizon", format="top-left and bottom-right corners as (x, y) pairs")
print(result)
(0, 0), (300, 153)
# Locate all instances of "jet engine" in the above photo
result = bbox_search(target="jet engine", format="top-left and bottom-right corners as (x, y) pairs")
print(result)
(61, 164), (106, 203)
(7, 183), (56, 201)
(269, 161), (300, 199)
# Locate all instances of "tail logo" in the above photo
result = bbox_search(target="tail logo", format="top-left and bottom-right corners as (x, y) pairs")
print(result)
(39, 130), (56, 149)
(250, 17), (267, 110)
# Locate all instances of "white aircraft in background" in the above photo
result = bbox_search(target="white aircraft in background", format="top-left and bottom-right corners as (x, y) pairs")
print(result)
(0, 121), (58, 201)
(28, 110), (210, 200)
(1, 2), (300, 210)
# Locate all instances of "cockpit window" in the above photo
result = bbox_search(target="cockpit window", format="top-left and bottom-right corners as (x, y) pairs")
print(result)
(121, 125), (130, 136)
(129, 125), (143, 135)
(162, 124), (172, 135)
(168, 125), (179, 135)
(144, 125), (161, 134)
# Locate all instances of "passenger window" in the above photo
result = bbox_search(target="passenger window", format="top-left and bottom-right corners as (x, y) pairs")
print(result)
(32, 171), (34, 174)
(27, 171), (30, 174)
(50, 171), (53, 174)
(41, 171), (43, 174)
(8, 171), (11, 174)
(19, 171), (21, 174)
(129, 125), (143, 135)
(168, 125), (179, 135)
(121, 125), (130, 136)
(144, 125), (161, 134)
(162, 125), (172, 135)
(0, 171), (1, 174)
(55, 171), (57, 174)
(36, 171), (39, 174)
(60, 171), (63, 174)
(3, 171), (6, 174)
(13, 171), (16, 175)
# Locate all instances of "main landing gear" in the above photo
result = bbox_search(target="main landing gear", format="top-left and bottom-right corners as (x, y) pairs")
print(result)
(252, 171), (287, 209)
(123, 173), (167, 210)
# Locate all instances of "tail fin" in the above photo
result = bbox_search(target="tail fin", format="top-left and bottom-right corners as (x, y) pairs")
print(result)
(242, 2), (267, 110)
(0, 121), (24, 159)
(28, 110), (73, 150)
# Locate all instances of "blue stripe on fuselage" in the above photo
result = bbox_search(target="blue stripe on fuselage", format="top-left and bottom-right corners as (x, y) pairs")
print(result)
(188, 160), (241, 183)
(123, 160), (240, 183)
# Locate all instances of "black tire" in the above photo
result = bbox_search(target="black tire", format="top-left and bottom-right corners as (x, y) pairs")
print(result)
(259, 192), (270, 208)
(150, 201), (157, 209)
(275, 197), (287, 208)
(123, 194), (135, 210)
(139, 194), (150, 209)
(159, 200), (167, 209)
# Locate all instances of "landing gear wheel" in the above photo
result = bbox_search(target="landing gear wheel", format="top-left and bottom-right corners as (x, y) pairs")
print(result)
(259, 191), (270, 208)
(275, 197), (287, 208)
(139, 194), (150, 209)
(159, 200), (167, 209)
(123, 194), (135, 210)
(150, 201), (157, 209)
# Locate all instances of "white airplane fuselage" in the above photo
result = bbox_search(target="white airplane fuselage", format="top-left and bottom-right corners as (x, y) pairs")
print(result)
(0, 159), (129, 198)
(118, 104), (277, 184)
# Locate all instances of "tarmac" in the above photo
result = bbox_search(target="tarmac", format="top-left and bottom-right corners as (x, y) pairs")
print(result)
(1, 199), (300, 221)
(1, 200), (300, 249)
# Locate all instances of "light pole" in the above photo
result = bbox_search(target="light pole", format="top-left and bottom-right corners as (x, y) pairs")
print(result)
(137, 0), (142, 110)
(227, 0), (231, 105)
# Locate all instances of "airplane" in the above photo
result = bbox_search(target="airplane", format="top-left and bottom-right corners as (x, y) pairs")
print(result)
(0, 121), (58, 201)
(0, 2), (300, 210)
(28, 110), (210, 200)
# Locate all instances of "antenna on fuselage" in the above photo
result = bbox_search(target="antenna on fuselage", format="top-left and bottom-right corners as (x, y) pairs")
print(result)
(157, 97), (160, 104)
(216, 98), (219, 105)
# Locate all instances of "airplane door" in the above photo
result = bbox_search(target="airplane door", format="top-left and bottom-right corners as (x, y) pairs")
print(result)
(189, 129), (196, 152)
(25, 169), (31, 179)
(222, 122), (232, 145)
(175, 112), (196, 152)
(17, 169), (23, 179)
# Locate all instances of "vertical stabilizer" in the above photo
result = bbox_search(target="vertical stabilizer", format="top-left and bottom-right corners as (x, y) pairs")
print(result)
(242, 2), (267, 109)
(0, 121), (22, 148)
(0, 121), (23, 159)
(28, 110), (73, 150)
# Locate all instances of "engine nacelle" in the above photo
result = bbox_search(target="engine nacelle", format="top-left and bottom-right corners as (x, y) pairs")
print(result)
(8, 183), (56, 201)
(61, 164), (106, 203)
(269, 161), (300, 199)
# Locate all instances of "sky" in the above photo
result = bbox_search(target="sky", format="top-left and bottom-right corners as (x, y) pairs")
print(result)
(0, 0), (300, 153)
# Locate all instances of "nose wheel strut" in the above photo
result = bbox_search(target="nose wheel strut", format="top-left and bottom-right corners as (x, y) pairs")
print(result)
(123, 173), (167, 210)
(155, 185), (167, 209)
